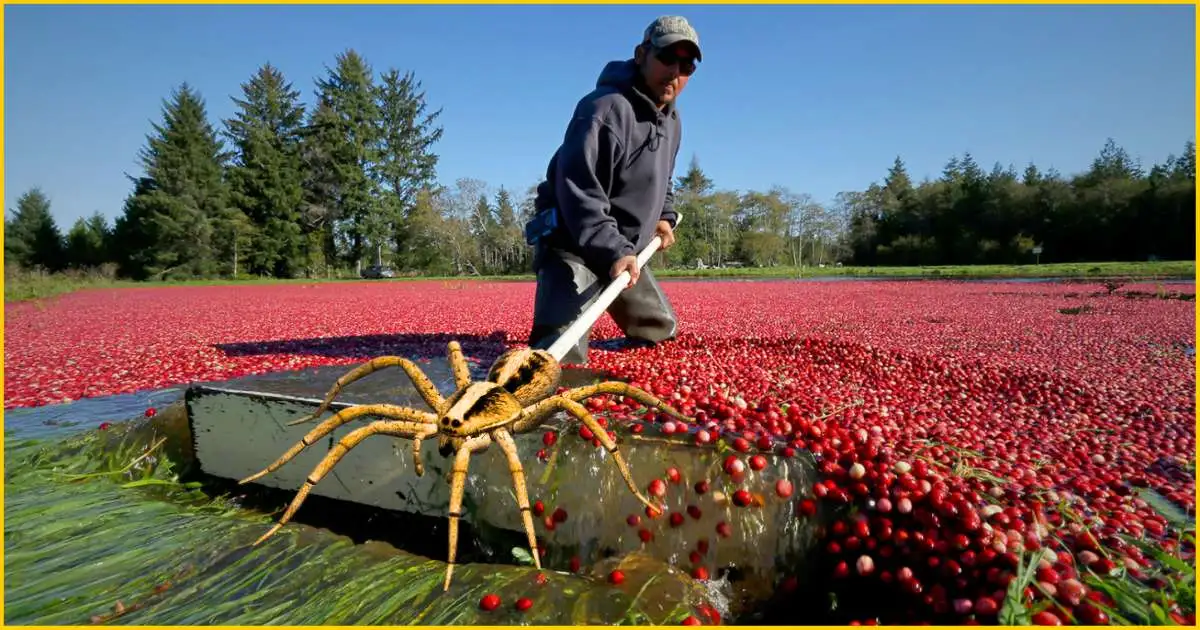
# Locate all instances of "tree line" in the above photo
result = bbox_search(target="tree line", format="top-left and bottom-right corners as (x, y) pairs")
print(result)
(5, 48), (1195, 280)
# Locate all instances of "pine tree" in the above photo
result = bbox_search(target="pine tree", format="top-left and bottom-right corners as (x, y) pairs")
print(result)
(493, 187), (524, 273)
(297, 99), (343, 274)
(374, 68), (444, 266)
(224, 62), (308, 277)
(312, 49), (382, 270)
(670, 155), (715, 266)
(112, 83), (229, 279)
(64, 211), (111, 269)
(675, 154), (713, 195)
(4, 187), (65, 271)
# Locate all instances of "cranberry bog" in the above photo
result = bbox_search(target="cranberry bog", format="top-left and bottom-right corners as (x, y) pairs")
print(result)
(3, 277), (1196, 625)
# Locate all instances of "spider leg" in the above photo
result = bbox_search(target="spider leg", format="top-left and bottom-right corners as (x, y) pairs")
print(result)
(250, 420), (429, 546)
(558, 382), (693, 423)
(410, 435), (428, 477)
(443, 434), (493, 591)
(491, 428), (543, 573)
(518, 396), (663, 513)
(285, 357), (446, 426)
(446, 341), (472, 391)
(241, 405), (437, 485)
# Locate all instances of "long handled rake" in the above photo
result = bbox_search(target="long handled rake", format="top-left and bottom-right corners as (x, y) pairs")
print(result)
(545, 213), (683, 362)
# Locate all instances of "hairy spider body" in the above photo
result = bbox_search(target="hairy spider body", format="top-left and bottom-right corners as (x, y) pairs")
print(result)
(239, 340), (690, 592)
(433, 381), (526, 456)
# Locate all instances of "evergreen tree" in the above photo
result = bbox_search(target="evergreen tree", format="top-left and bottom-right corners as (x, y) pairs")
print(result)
(312, 49), (382, 270)
(374, 68), (444, 266)
(112, 83), (228, 279)
(668, 154), (715, 267)
(224, 62), (307, 278)
(493, 187), (524, 273)
(64, 211), (111, 269)
(297, 99), (344, 274)
(5, 187), (65, 271)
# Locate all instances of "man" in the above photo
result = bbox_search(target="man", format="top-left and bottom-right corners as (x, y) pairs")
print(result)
(524, 15), (702, 365)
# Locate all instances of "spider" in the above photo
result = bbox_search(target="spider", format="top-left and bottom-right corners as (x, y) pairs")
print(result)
(238, 340), (692, 591)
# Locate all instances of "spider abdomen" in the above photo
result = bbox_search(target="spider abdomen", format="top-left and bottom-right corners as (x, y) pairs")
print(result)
(486, 347), (561, 406)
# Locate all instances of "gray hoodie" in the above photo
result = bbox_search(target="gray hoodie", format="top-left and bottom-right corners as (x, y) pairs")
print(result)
(532, 59), (681, 276)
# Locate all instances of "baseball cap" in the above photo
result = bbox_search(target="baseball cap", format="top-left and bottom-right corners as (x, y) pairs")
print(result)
(642, 15), (702, 61)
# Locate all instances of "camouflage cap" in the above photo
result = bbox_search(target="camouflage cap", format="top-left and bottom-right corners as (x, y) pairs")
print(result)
(642, 15), (702, 61)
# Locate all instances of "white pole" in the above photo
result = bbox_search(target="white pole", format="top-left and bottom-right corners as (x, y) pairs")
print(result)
(545, 213), (683, 362)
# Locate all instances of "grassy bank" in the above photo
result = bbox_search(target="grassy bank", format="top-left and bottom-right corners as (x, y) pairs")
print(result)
(5, 260), (1194, 304)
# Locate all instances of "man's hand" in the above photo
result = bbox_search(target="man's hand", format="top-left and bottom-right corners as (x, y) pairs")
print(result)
(610, 254), (640, 288)
(655, 220), (676, 251)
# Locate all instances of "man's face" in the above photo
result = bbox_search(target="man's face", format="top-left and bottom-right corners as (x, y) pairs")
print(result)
(638, 42), (698, 106)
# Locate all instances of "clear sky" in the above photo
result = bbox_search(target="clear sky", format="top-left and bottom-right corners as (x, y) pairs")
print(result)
(4, 4), (1195, 230)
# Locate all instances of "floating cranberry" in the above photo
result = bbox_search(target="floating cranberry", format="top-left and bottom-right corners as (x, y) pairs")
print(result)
(1032, 611), (1063, 625)
(666, 467), (682, 484)
(723, 455), (745, 476)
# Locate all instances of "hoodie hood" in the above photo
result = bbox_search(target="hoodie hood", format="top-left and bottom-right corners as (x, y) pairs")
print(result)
(595, 59), (672, 117)
(596, 59), (636, 89)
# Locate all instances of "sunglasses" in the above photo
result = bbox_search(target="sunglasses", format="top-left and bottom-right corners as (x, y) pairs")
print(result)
(654, 46), (697, 76)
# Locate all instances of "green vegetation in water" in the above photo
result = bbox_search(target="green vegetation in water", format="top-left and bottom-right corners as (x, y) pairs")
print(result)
(3, 408), (710, 625)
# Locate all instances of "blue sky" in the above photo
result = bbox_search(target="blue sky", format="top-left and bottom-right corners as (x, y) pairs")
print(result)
(5, 4), (1195, 230)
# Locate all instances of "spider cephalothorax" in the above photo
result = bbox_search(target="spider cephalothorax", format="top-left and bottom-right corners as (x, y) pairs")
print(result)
(239, 340), (690, 592)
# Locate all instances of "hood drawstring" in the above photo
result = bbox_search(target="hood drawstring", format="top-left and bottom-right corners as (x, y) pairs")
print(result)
(649, 119), (664, 152)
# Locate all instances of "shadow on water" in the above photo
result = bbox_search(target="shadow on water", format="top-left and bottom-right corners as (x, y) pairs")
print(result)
(214, 331), (513, 362)
(212, 330), (668, 372)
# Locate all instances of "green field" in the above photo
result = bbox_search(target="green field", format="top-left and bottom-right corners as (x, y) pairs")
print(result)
(4, 260), (1194, 304)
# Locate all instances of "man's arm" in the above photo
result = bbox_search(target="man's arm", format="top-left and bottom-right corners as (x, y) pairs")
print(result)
(659, 124), (681, 228)
(660, 186), (679, 229)
(555, 115), (635, 274)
